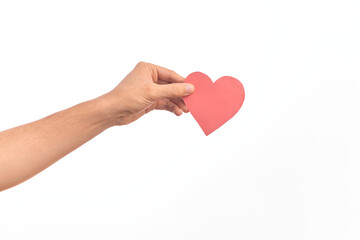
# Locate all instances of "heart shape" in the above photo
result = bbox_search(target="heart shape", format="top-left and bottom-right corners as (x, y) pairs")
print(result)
(183, 72), (245, 136)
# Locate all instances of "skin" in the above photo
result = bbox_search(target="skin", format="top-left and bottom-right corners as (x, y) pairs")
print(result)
(0, 62), (195, 192)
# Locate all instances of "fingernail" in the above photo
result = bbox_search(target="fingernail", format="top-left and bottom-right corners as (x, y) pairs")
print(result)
(185, 84), (195, 94)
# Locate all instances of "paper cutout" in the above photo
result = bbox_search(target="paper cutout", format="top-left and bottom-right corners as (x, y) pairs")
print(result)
(183, 72), (245, 136)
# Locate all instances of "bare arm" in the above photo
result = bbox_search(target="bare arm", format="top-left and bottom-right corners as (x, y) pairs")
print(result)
(0, 97), (112, 191)
(0, 62), (194, 191)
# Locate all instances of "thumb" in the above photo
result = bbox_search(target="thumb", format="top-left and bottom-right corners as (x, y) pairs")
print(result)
(154, 83), (195, 99)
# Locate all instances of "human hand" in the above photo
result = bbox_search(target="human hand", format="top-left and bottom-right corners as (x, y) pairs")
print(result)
(0, 62), (194, 191)
(101, 62), (195, 126)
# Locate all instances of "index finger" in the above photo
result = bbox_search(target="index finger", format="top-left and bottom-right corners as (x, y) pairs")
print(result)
(152, 64), (185, 83)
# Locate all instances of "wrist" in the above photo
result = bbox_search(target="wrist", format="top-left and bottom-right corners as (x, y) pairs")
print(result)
(92, 92), (128, 128)
(88, 94), (119, 129)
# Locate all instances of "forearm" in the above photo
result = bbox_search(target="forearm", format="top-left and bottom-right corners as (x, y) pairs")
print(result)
(0, 62), (192, 192)
(0, 95), (114, 191)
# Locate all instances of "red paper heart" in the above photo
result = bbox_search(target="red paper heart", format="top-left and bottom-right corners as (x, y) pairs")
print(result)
(183, 72), (245, 136)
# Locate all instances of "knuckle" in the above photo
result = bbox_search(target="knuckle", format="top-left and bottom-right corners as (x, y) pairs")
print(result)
(165, 100), (174, 112)
(169, 84), (178, 96)
(164, 100), (170, 110)
(136, 61), (147, 68)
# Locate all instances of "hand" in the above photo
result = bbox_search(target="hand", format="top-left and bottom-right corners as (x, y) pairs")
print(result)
(102, 62), (195, 126)
(0, 61), (195, 191)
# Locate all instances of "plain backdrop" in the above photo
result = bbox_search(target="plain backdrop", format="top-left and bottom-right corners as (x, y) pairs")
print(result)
(0, 0), (359, 239)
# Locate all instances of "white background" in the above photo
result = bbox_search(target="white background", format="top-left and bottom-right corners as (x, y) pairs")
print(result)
(0, 0), (359, 239)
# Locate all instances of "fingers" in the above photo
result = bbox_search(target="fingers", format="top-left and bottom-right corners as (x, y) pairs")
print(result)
(170, 98), (189, 113)
(157, 80), (171, 85)
(154, 83), (195, 99)
(136, 61), (184, 83)
(154, 64), (185, 83)
(155, 99), (183, 116)
(152, 82), (189, 112)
